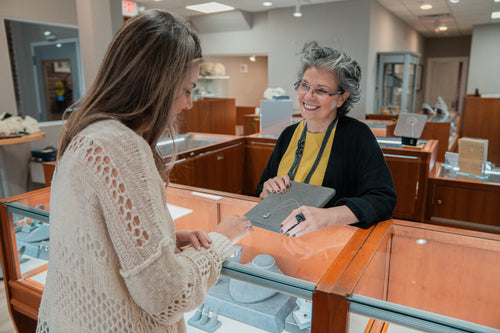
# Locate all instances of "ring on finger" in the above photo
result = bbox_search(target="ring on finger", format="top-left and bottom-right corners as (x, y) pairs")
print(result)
(295, 213), (306, 223)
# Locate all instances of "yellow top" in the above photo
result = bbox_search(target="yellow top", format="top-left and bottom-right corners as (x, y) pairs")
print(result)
(277, 120), (336, 186)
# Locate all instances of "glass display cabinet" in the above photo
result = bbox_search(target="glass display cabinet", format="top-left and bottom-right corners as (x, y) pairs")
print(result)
(2, 187), (499, 332)
(376, 51), (421, 115)
(342, 220), (500, 333)
(0, 185), (375, 333)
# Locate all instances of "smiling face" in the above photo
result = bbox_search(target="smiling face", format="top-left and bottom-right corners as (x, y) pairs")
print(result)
(298, 66), (349, 132)
(173, 61), (200, 114)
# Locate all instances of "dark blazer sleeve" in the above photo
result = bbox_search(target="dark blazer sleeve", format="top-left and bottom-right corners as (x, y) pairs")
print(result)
(328, 117), (397, 228)
(255, 124), (298, 196)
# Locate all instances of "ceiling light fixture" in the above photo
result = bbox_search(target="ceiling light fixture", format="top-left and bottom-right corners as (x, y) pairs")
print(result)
(293, 0), (302, 17)
(43, 31), (51, 36)
(492, 11), (500, 19)
(420, 4), (432, 10)
(186, 2), (234, 14)
(249, 55), (256, 62)
(449, 0), (460, 3)
(262, 1), (272, 7)
(438, 25), (448, 31)
(56, 43), (62, 48)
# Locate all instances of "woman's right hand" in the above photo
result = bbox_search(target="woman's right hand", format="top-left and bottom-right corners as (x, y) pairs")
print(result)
(260, 175), (291, 198)
(214, 215), (253, 244)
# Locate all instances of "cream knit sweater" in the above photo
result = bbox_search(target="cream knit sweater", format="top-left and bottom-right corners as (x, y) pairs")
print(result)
(36, 120), (233, 332)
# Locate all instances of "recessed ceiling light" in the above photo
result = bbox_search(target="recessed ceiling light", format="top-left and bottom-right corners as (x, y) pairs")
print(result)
(186, 2), (234, 14)
(449, 0), (459, 3)
(43, 31), (51, 36)
(438, 25), (448, 31)
(56, 43), (62, 48)
(420, 4), (432, 10)
(262, 1), (272, 6)
(249, 55), (256, 62)
(492, 11), (500, 19)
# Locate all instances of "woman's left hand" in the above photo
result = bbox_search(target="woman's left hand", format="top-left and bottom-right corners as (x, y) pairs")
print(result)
(279, 205), (358, 237)
(280, 206), (330, 237)
(175, 230), (212, 253)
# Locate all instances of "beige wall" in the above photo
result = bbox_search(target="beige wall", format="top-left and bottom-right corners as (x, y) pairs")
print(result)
(204, 55), (268, 107)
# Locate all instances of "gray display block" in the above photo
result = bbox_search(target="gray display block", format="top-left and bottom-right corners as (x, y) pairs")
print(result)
(203, 277), (296, 333)
(285, 308), (311, 333)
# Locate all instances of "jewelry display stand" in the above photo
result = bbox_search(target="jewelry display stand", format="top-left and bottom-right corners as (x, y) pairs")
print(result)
(203, 277), (296, 333)
(394, 113), (427, 146)
(245, 181), (335, 233)
(192, 253), (296, 333)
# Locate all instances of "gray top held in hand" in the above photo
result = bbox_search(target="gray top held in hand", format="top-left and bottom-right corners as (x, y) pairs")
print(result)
(245, 181), (336, 233)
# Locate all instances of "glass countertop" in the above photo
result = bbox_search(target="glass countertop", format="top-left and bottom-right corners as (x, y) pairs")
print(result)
(349, 223), (500, 331)
(437, 163), (500, 184)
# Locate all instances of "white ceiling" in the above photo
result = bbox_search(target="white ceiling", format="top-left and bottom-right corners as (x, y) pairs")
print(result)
(136, 0), (500, 38)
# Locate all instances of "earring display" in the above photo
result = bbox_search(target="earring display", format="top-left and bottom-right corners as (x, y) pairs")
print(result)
(187, 305), (222, 332)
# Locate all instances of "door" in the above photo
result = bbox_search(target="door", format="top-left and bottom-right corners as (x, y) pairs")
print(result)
(424, 57), (468, 114)
(32, 39), (83, 121)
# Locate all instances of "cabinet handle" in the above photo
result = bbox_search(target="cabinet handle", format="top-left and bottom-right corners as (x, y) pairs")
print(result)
(217, 154), (224, 160)
(437, 199), (443, 205)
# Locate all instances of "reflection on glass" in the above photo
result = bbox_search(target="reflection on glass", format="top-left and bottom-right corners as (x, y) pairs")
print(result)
(350, 224), (500, 331)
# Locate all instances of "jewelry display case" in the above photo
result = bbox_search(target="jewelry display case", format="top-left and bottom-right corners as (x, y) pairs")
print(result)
(0, 188), (50, 332)
(376, 52), (420, 115)
(2, 187), (499, 332)
(338, 220), (500, 333)
(425, 162), (500, 233)
(0, 185), (375, 332)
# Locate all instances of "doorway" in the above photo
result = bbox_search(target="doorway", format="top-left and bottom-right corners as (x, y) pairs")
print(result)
(424, 57), (468, 114)
(32, 39), (83, 121)
(4, 19), (82, 122)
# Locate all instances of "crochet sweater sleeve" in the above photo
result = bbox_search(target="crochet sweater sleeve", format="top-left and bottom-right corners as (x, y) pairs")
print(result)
(78, 121), (233, 325)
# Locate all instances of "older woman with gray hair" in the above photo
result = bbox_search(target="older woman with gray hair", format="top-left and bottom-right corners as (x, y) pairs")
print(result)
(257, 42), (396, 237)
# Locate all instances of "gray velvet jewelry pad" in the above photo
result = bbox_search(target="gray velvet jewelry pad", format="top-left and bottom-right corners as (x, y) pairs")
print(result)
(245, 181), (335, 233)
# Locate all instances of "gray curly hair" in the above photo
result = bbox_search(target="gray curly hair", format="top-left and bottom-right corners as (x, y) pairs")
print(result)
(297, 41), (361, 116)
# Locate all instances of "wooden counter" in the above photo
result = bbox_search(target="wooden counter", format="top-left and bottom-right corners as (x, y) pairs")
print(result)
(425, 162), (500, 233)
(177, 98), (237, 135)
(2, 186), (499, 332)
(0, 185), (374, 332)
(462, 96), (500, 166)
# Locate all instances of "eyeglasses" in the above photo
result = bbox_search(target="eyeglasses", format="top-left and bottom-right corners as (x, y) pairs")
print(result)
(294, 81), (343, 97)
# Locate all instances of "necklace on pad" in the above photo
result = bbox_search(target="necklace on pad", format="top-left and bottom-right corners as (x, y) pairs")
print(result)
(287, 116), (338, 184)
(262, 198), (300, 219)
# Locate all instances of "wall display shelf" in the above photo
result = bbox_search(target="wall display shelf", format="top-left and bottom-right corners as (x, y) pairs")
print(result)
(425, 162), (500, 234)
(376, 52), (420, 115)
(194, 76), (230, 100)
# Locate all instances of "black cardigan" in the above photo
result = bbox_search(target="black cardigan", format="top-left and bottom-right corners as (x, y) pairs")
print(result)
(256, 116), (397, 228)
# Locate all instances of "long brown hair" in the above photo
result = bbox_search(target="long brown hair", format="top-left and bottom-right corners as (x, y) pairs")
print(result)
(58, 10), (202, 180)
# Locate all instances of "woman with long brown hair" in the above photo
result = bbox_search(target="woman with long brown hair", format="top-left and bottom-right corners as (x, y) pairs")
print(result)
(37, 10), (252, 332)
